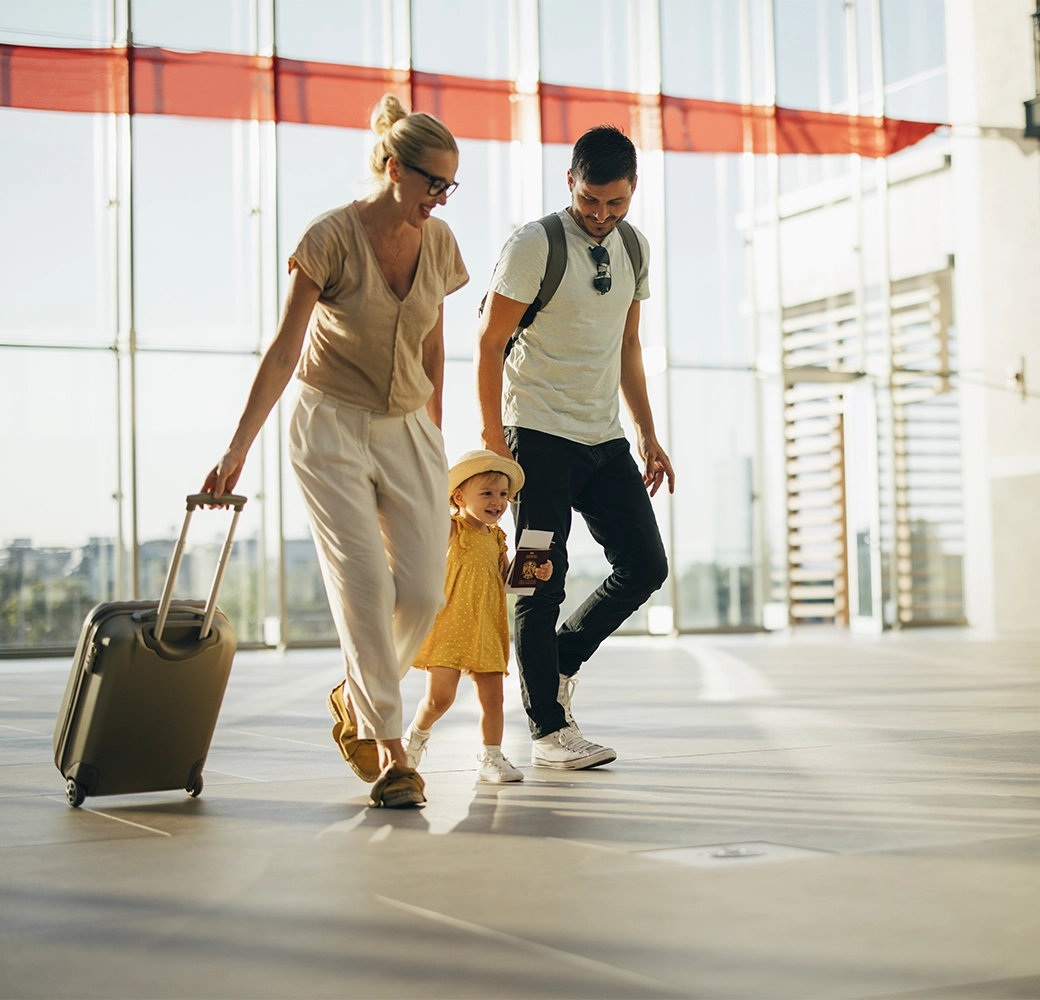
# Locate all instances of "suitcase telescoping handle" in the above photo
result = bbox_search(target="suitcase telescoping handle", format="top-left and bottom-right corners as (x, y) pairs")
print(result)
(155, 492), (248, 642)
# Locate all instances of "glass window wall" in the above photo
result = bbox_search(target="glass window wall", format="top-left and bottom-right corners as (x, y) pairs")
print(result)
(131, 0), (256, 53)
(411, 0), (511, 79)
(134, 117), (260, 352)
(274, 0), (386, 66)
(538, 0), (631, 91)
(0, 110), (115, 347)
(881, 0), (947, 123)
(0, 349), (120, 649)
(660, 0), (741, 103)
(1, 0), (959, 650)
(0, 0), (112, 47)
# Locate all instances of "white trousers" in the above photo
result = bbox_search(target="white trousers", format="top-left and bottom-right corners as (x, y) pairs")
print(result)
(289, 385), (449, 739)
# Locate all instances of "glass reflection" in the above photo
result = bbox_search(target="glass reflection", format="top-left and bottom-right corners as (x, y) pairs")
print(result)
(0, 1), (111, 47)
(669, 369), (758, 629)
(0, 348), (119, 648)
(135, 352), (263, 643)
(775, 0), (847, 112)
(132, 0), (255, 54)
(411, 0), (511, 79)
(275, 0), (386, 65)
(0, 111), (114, 347)
(133, 117), (259, 351)
(0, 0), (962, 649)
(881, 0), (948, 122)
(665, 153), (750, 366)
(438, 139), (515, 357)
(660, 0), (741, 103)
(538, 0), (630, 90)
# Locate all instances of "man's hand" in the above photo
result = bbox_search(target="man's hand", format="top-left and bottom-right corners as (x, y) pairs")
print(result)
(638, 435), (675, 497)
(476, 292), (530, 460)
(481, 430), (514, 460)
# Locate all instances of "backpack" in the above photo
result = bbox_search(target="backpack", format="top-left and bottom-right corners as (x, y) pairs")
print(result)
(481, 213), (644, 362)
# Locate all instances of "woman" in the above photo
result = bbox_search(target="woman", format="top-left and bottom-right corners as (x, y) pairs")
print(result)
(203, 95), (468, 808)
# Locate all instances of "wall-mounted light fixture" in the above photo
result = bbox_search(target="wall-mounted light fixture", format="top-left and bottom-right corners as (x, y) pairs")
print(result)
(1025, 2), (1040, 137)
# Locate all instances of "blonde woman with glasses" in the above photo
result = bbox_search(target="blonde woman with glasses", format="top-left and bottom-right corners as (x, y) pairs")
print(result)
(203, 95), (468, 808)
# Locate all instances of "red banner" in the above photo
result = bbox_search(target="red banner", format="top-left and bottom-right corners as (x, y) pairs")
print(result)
(412, 71), (513, 143)
(275, 58), (408, 129)
(0, 44), (942, 157)
(0, 44), (128, 115)
(130, 47), (274, 121)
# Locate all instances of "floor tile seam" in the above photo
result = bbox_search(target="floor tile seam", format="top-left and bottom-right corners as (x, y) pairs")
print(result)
(0, 725), (50, 737)
(521, 783), (1040, 809)
(856, 974), (1040, 1000)
(842, 828), (1040, 862)
(218, 729), (334, 750)
(373, 894), (687, 996)
(617, 730), (1040, 762)
(540, 804), (1040, 834)
(684, 693), (1040, 706)
(812, 779), (1040, 799)
(49, 805), (174, 838)
(0, 838), (160, 852)
(585, 785), (1040, 812)
(197, 769), (268, 783)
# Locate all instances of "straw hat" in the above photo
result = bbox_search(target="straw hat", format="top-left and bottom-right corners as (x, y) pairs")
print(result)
(448, 449), (525, 498)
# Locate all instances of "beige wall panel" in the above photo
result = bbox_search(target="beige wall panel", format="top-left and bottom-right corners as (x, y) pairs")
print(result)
(779, 200), (857, 306)
(991, 473), (1040, 629)
(888, 171), (955, 282)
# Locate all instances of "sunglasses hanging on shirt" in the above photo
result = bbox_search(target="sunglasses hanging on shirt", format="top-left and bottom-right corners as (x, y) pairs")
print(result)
(589, 245), (611, 295)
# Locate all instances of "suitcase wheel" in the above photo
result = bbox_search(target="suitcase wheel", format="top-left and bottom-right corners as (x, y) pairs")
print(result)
(65, 778), (86, 808)
(187, 774), (204, 798)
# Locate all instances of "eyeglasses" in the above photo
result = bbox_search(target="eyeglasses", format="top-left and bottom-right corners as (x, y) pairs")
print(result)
(402, 160), (459, 198)
(589, 245), (611, 294)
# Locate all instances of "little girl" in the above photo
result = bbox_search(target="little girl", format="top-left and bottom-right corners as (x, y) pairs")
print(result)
(405, 449), (552, 782)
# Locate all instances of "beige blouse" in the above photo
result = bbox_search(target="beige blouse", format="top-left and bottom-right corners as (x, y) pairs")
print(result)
(289, 201), (469, 414)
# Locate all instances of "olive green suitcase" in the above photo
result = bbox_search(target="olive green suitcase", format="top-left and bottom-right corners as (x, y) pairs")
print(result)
(53, 493), (246, 807)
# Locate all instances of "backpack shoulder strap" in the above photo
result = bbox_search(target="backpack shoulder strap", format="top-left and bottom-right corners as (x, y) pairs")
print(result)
(615, 219), (644, 283)
(517, 212), (568, 329)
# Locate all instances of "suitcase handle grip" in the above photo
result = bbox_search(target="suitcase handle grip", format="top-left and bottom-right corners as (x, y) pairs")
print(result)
(156, 497), (247, 641)
(186, 492), (248, 512)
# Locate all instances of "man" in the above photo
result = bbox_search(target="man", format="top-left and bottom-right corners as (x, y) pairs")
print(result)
(476, 125), (674, 769)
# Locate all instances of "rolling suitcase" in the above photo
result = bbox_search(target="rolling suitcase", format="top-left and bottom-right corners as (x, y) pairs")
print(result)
(54, 492), (247, 808)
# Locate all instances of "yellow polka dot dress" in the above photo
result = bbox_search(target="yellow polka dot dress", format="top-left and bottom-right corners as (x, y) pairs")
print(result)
(413, 515), (510, 674)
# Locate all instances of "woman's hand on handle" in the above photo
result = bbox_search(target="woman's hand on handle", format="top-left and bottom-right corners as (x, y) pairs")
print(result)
(202, 266), (321, 507)
(201, 446), (248, 505)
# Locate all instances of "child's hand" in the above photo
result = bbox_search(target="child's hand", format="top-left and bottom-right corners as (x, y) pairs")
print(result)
(534, 559), (553, 581)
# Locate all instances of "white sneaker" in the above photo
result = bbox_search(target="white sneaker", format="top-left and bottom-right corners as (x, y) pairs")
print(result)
(403, 726), (430, 770)
(477, 749), (524, 783)
(558, 674), (581, 734)
(531, 727), (616, 770)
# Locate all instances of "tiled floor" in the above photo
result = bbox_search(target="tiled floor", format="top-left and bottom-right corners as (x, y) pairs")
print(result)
(2, 630), (1038, 999)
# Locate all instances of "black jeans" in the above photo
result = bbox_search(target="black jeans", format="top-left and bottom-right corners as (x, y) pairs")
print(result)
(504, 426), (668, 738)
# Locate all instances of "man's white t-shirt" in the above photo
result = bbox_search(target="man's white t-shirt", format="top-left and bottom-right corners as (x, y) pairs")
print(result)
(489, 209), (650, 447)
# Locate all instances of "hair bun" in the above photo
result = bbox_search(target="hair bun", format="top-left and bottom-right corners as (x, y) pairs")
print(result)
(371, 94), (409, 137)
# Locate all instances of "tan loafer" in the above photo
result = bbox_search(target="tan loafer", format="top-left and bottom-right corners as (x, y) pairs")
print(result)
(326, 681), (380, 783)
(369, 762), (426, 809)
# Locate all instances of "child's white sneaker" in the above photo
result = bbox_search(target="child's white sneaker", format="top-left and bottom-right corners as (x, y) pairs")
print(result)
(477, 748), (524, 783)
(403, 726), (430, 769)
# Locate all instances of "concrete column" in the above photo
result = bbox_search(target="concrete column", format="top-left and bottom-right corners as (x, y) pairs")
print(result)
(946, 0), (1040, 629)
